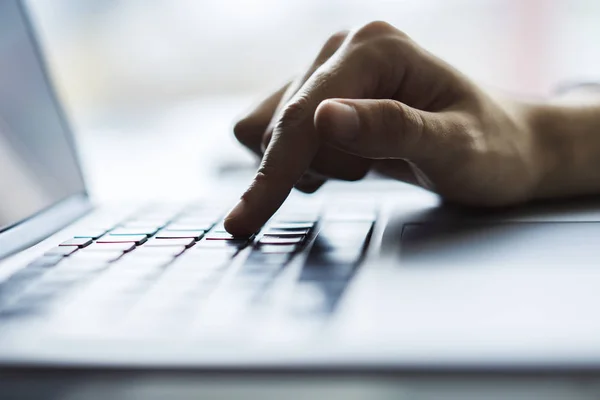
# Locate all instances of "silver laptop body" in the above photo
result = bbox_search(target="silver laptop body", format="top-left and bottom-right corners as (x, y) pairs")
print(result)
(2, 0), (600, 376)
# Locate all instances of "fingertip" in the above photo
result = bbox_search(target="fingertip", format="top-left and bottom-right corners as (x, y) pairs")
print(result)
(232, 115), (255, 140)
(295, 176), (326, 193)
(223, 200), (256, 236)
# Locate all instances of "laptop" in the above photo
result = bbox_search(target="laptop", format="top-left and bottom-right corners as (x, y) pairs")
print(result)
(2, 0), (600, 387)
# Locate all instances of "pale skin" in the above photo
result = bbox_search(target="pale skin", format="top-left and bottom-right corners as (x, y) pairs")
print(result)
(224, 21), (600, 236)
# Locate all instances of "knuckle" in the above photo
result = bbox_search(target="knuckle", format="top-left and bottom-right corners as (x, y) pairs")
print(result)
(254, 157), (296, 187)
(278, 96), (311, 128)
(323, 30), (349, 52)
(380, 101), (424, 152)
(352, 20), (401, 42)
(314, 30), (349, 64)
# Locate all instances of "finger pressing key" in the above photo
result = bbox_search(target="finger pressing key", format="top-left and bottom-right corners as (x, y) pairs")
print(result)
(224, 49), (374, 236)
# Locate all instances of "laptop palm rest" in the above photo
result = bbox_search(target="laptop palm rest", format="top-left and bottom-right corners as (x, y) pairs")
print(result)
(400, 222), (600, 267)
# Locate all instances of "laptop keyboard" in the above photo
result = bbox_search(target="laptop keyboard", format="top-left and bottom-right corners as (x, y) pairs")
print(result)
(0, 200), (376, 337)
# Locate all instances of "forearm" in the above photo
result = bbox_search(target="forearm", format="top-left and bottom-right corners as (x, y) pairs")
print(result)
(528, 95), (600, 199)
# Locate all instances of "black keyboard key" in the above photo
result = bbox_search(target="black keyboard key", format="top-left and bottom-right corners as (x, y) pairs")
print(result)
(299, 259), (356, 281)
(59, 238), (93, 248)
(312, 222), (373, 252)
(204, 232), (249, 240)
(259, 244), (297, 254)
(269, 222), (314, 230)
(259, 236), (304, 245)
(197, 239), (247, 249)
(263, 228), (309, 237)
(97, 235), (148, 245)
(45, 246), (78, 257)
(239, 252), (289, 277)
(298, 222), (372, 282)
(307, 247), (363, 265)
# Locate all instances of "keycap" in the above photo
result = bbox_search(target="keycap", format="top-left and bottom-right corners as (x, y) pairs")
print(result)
(59, 238), (93, 248)
(0, 267), (47, 306)
(259, 236), (303, 245)
(238, 255), (285, 276)
(28, 255), (65, 268)
(85, 242), (136, 252)
(307, 248), (363, 266)
(112, 256), (173, 271)
(196, 239), (247, 249)
(128, 246), (187, 257)
(109, 227), (158, 236)
(67, 250), (124, 263)
(263, 229), (309, 237)
(269, 222), (314, 230)
(45, 246), (78, 257)
(244, 252), (290, 266)
(299, 260), (356, 281)
(155, 230), (205, 240)
(186, 245), (238, 257)
(259, 245), (297, 254)
(313, 222), (373, 250)
(144, 238), (195, 248)
(204, 232), (249, 240)
(74, 230), (107, 239)
(97, 235), (148, 245)
(179, 249), (232, 263)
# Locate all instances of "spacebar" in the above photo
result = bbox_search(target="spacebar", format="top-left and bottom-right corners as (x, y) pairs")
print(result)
(300, 221), (373, 280)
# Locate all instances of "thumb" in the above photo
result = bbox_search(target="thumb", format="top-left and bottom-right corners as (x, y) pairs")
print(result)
(314, 98), (462, 161)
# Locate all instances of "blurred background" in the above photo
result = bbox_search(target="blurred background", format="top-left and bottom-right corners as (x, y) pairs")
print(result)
(23, 0), (600, 199)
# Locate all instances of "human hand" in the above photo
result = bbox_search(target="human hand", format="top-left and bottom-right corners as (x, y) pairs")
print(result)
(224, 21), (551, 235)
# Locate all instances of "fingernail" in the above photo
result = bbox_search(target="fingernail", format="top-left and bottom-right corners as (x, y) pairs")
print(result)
(325, 100), (360, 140)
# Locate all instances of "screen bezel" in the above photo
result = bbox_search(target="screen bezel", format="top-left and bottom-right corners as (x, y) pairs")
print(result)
(0, 0), (91, 259)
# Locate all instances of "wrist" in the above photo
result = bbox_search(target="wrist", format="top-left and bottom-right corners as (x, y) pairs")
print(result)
(525, 97), (600, 200)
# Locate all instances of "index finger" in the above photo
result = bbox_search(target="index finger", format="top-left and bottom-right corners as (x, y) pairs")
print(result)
(224, 51), (372, 235)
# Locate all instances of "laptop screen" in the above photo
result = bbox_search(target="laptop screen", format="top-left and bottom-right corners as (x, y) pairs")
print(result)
(0, 0), (85, 234)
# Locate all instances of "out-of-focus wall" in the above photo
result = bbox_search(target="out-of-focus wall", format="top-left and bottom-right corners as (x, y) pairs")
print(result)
(25, 0), (600, 127)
